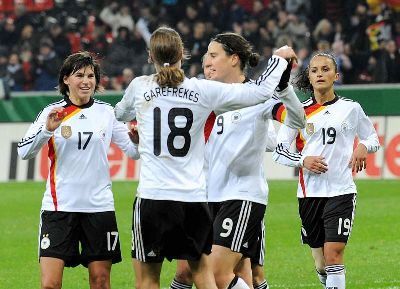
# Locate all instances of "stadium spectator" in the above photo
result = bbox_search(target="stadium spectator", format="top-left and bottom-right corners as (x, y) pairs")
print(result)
(114, 26), (296, 289)
(273, 52), (380, 289)
(2, 0), (400, 91)
(7, 53), (25, 91)
(49, 23), (72, 60)
(34, 38), (62, 91)
(17, 51), (140, 289)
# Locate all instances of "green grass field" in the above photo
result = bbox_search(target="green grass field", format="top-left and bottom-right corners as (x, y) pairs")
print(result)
(0, 180), (399, 289)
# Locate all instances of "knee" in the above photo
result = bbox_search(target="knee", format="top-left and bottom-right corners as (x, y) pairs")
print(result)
(175, 270), (193, 284)
(89, 272), (109, 289)
(324, 248), (344, 265)
(41, 279), (62, 289)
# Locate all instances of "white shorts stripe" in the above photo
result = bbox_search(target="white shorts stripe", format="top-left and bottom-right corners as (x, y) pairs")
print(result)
(231, 201), (252, 252)
(259, 220), (265, 265)
(38, 210), (44, 258)
(134, 198), (145, 262)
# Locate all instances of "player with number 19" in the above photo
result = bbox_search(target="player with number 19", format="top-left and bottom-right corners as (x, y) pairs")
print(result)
(272, 52), (380, 289)
(18, 52), (139, 289)
(114, 27), (297, 289)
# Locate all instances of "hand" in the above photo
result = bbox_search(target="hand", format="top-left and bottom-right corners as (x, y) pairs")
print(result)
(128, 121), (139, 144)
(46, 107), (66, 132)
(273, 45), (297, 63)
(349, 143), (368, 173)
(303, 156), (328, 174)
(277, 59), (293, 90)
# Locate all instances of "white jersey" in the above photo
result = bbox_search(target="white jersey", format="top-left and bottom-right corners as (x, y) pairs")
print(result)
(115, 55), (288, 202)
(18, 97), (140, 212)
(273, 96), (380, 198)
(206, 85), (306, 205)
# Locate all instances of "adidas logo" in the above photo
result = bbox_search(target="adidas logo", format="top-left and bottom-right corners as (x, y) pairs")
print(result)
(242, 242), (248, 248)
(147, 250), (156, 257)
(79, 114), (87, 119)
(324, 111), (330, 115)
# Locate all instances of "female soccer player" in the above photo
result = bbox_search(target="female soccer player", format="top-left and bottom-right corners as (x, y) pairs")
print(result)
(204, 33), (305, 289)
(114, 26), (296, 289)
(273, 52), (380, 289)
(18, 51), (140, 289)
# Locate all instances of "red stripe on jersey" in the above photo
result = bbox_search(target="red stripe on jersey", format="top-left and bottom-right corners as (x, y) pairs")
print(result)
(204, 112), (216, 143)
(62, 106), (82, 122)
(296, 131), (306, 152)
(274, 104), (286, 123)
(48, 137), (58, 211)
(305, 103), (325, 119)
(299, 168), (306, 197)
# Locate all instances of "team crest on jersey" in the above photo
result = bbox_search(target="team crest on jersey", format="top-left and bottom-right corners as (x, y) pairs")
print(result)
(61, 126), (72, 139)
(231, 112), (242, 123)
(341, 122), (349, 134)
(41, 234), (50, 250)
(306, 123), (315, 135)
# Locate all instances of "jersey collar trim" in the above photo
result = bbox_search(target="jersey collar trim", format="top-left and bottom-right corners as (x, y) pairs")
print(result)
(64, 96), (94, 108)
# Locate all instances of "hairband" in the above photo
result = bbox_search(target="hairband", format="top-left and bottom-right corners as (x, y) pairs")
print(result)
(163, 63), (170, 67)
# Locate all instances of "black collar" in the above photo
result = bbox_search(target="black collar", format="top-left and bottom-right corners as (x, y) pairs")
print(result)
(64, 95), (94, 108)
(311, 93), (339, 106)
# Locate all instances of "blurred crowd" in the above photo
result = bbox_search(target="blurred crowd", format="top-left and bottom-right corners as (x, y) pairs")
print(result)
(1, 0), (400, 95)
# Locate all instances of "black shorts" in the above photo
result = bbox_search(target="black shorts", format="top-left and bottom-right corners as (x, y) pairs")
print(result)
(39, 211), (121, 267)
(212, 200), (266, 259)
(208, 202), (222, 222)
(131, 197), (213, 263)
(250, 219), (265, 266)
(298, 193), (357, 248)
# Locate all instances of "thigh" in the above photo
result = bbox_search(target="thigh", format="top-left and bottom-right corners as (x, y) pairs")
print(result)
(80, 211), (122, 267)
(39, 211), (80, 267)
(323, 193), (357, 244)
(298, 197), (327, 248)
(40, 257), (65, 289)
(213, 200), (266, 258)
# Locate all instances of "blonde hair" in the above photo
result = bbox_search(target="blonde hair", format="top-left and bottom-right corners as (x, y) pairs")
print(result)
(150, 27), (186, 87)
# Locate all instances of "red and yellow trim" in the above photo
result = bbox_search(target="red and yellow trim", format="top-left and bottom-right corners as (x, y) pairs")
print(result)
(275, 104), (287, 123)
(299, 168), (306, 197)
(48, 137), (58, 211)
(305, 103), (325, 120)
(62, 105), (81, 122)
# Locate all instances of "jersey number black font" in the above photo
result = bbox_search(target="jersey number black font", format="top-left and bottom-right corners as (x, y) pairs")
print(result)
(322, 127), (336, 145)
(78, 132), (93, 150)
(153, 107), (193, 157)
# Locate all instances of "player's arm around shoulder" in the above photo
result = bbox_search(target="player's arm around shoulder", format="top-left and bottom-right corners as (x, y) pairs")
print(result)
(114, 76), (140, 122)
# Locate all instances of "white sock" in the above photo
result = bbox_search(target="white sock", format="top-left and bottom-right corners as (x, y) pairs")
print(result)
(227, 276), (250, 289)
(325, 265), (345, 289)
(316, 268), (327, 287)
(170, 278), (192, 289)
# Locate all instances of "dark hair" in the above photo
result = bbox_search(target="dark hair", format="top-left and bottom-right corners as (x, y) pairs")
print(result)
(150, 27), (186, 87)
(294, 52), (338, 93)
(58, 51), (101, 97)
(211, 32), (259, 71)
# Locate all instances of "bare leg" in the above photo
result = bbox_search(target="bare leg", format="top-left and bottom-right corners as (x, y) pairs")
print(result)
(132, 258), (163, 289)
(234, 258), (253, 288)
(210, 245), (247, 289)
(88, 260), (112, 289)
(171, 260), (193, 288)
(188, 253), (218, 289)
(40, 257), (64, 289)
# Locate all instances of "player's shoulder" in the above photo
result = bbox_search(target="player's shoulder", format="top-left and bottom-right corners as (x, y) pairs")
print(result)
(35, 97), (67, 122)
(301, 96), (316, 108)
(337, 95), (362, 109)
